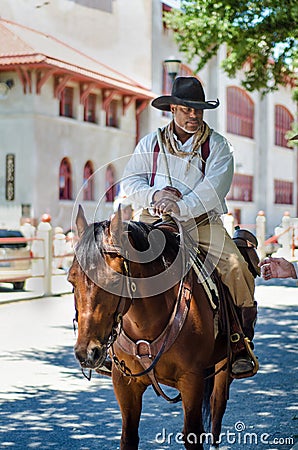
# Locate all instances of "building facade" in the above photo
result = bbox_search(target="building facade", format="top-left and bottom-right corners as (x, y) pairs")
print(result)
(0, 0), (296, 235)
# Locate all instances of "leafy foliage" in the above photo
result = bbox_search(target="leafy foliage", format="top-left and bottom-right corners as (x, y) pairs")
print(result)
(164, 0), (298, 95)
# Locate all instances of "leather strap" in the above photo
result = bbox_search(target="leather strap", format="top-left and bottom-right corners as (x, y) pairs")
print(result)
(201, 136), (210, 175)
(149, 141), (160, 187)
(150, 135), (210, 187)
(115, 275), (192, 359)
(114, 272), (192, 402)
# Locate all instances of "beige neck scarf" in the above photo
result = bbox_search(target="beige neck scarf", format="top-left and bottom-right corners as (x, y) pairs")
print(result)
(162, 120), (210, 170)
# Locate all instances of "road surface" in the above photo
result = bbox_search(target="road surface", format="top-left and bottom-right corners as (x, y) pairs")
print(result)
(0, 278), (297, 449)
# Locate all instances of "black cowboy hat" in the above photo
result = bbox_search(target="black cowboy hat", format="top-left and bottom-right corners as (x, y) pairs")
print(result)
(152, 76), (219, 111)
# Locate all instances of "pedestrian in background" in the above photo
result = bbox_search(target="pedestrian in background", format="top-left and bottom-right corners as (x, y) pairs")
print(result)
(259, 257), (298, 280)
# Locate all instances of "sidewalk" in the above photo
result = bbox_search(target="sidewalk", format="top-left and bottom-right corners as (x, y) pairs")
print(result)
(255, 277), (298, 308)
(0, 275), (72, 305)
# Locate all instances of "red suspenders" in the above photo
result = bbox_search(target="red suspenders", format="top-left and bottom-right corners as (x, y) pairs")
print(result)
(149, 136), (210, 187)
(149, 141), (160, 187)
(201, 137), (210, 176)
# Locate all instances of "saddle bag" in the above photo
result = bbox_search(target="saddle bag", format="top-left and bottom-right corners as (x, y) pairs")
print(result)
(233, 227), (260, 277)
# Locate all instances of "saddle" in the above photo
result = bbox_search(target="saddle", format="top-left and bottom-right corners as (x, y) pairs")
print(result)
(232, 227), (260, 277)
(155, 219), (259, 378)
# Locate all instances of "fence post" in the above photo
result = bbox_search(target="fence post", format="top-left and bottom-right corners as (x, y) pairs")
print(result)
(281, 212), (292, 257)
(36, 217), (53, 296)
(256, 210), (266, 260)
(53, 227), (67, 271)
(274, 211), (292, 258)
(223, 212), (235, 237)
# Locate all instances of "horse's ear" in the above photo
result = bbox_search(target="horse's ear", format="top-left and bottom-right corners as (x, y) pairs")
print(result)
(110, 205), (123, 244)
(76, 205), (88, 238)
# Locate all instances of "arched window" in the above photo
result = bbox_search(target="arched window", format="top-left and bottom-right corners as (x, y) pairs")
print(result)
(59, 158), (72, 200)
(105, 164), (116, 202)
(227, 87), (254, 138)
(83, 160), (94, 201)
(275, 105), (294, 148)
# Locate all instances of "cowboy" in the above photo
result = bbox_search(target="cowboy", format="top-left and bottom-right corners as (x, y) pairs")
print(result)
(121, 76), (257, 376)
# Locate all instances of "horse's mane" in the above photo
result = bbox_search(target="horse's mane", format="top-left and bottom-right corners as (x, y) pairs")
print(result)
(75, 220), (179, 275)
(126, 221), (179, 257)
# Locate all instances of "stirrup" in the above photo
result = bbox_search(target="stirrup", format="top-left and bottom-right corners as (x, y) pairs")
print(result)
(231, 337), (259, 379)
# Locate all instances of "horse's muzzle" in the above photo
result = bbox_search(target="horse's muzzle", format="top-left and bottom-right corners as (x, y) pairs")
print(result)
(75, 341), (107, 370)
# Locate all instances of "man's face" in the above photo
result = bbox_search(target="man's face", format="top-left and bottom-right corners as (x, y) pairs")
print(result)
(170, 104), (204, 134)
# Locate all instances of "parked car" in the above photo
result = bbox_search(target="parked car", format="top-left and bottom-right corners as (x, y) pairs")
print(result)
(0, 229), (32, 290)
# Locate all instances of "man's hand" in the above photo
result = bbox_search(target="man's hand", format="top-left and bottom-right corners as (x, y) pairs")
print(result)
(259, 257), (297, 279)
(153, 197), (180, 215)
(152, 186), (182, 203)
(151, 186), (182, 216)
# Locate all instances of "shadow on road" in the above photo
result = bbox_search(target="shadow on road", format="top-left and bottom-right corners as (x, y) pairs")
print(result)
(0, 305), (297, 449)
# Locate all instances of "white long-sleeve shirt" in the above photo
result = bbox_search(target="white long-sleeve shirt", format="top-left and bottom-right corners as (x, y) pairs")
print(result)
(122, 127), (234, 221)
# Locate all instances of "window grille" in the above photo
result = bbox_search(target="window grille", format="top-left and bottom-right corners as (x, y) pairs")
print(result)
(227, 87), (254, 138)
(59, 87), (73, 118)
(83, 161), (94, 201)
(227, 173), (253, 202)
(275, 105), (294, 148)
(106, 100), (119, 128)
(59, 158), (72, 200)
(84, 94), (97, 123)
(274, 179), (293, 204)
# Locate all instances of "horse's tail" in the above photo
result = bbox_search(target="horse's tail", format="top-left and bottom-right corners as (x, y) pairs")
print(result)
(202, 367), (215, 432)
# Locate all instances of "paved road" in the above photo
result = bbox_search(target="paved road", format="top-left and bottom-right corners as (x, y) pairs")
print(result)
(0, 279), (297, 449)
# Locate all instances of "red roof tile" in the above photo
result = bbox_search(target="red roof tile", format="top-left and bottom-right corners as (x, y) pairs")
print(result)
(0, 18), (154, 99)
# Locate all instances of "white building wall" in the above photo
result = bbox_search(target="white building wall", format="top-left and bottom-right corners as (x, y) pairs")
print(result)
(0, 67), (138, 229)
(0, 0), (296, 236)
(2, 0), (153, 88)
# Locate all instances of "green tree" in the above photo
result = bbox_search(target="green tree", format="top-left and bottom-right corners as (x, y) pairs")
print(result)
(164, 0), (298, 96)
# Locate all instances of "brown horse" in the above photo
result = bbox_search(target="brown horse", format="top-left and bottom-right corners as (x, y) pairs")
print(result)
(68, 206), (232, 450)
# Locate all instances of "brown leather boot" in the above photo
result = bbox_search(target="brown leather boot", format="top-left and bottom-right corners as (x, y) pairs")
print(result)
(232, 301), (257, 376)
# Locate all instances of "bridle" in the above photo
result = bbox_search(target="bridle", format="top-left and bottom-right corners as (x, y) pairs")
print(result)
(73, 242), (136, 381)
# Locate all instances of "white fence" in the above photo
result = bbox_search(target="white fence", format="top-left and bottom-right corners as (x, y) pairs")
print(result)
(1, 211), (297, 296)
(0, 219), (76, 296)
(223, 211), (298, 261)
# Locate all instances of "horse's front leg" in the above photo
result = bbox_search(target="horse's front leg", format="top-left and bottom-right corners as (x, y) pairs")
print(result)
(178, 373), (205, 450)
(112, 368), (147, 450)
(210, 360), (232, 448)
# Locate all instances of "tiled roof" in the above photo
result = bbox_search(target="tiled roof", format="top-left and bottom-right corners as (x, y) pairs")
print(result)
(0, 18), (155, 99)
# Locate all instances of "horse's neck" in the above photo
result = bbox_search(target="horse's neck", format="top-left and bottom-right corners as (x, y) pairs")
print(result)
(123, 291), (176, 341)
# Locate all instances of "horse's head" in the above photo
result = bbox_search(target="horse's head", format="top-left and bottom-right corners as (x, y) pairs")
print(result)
(68, 205), (132, 370)
(68, 206), (183, 371)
